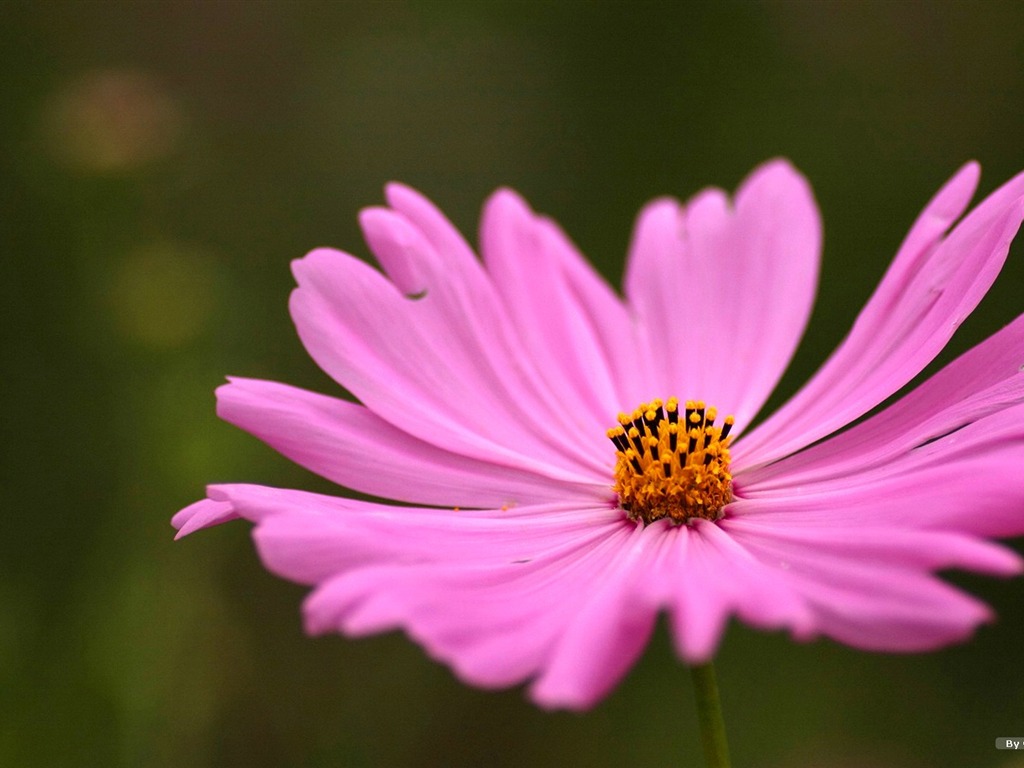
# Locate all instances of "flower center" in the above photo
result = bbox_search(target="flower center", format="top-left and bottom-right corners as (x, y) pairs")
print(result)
(607, 398), (734, 525)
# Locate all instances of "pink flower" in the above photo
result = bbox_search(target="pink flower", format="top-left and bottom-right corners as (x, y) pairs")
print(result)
(175, 160), (1024, 710)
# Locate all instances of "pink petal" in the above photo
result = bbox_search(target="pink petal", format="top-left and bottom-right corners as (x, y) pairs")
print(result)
(369, 185), (625, 432)
(384, 182), (484, 278)
(721, 516), (1006, 651)
(289, 247), (608, 482)
(204, 482), (619, 577)
(479, 189), (650, 425)
(216, 377), (609, 508)
(742, 312), (1024, 490)
(734, 401), (1024, 537)
(171, 498), (237, 538)
(299, 514), (641, 702)
(723, 517), (1023, 577)
(737, 459), (1024, 540)
(658, 521), (816, 661)
(624, 159), (821, 430)
(736, 546), (996, 652)
(552, 208), (663, 409)
(305, 568), (564, 686)
(737, 164), (1024, 469)
(529, 524), (662, 709)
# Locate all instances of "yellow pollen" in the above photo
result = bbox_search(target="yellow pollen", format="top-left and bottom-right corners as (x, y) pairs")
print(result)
(608, 398), (735, 525)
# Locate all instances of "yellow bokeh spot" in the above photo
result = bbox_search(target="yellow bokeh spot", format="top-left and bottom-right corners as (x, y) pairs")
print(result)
(108, 243), (219, 347)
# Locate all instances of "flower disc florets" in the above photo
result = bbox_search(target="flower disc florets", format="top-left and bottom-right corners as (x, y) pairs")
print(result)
(608, 397), (734, 524)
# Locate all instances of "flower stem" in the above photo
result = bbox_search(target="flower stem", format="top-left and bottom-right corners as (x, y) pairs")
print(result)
(690, 661), (731, 768)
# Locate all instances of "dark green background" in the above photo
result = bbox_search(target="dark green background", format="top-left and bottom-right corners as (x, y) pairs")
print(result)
(3, 1), (1024, 766)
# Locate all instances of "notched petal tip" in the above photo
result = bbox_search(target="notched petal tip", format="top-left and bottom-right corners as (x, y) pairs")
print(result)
(383, 182), (454, 230)
(171, 498), (237, 539)
(214, 375), (244, 405)
(358, 205), (429, 295)
(290, 247), (348, 284)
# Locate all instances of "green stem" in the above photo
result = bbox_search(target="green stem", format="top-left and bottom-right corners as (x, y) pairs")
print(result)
(690, 661), (731, 768)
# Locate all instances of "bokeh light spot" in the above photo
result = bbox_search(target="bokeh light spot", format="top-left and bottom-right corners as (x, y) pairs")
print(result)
(108, 243), (219, 347)
(40, 69), (184, 173)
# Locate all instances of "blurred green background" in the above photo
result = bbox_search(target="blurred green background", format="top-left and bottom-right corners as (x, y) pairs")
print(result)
(3, 1), (1024, 766)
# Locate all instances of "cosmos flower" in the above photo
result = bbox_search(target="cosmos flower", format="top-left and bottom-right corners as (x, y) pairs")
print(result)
(175, 160), (1024, 710)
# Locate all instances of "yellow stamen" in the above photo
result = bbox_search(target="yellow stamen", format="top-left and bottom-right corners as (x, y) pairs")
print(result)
(608, 398), (734, 525)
